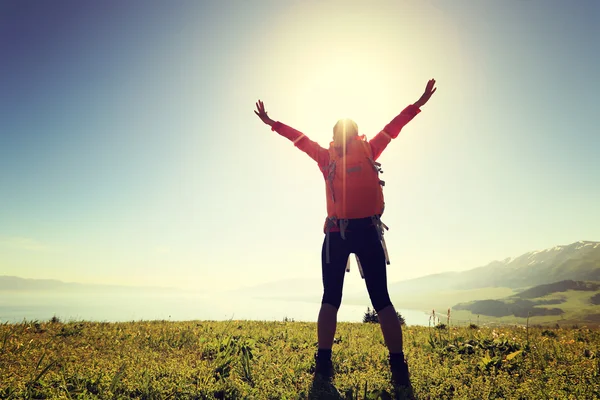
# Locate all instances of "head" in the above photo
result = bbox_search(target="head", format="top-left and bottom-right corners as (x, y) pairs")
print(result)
(332, 118), (359, 148)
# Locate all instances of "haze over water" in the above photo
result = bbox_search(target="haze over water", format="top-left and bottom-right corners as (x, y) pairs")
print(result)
(1, 291), (431, 326)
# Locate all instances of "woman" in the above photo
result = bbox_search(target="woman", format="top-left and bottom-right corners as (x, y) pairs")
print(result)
(254, 79), (437, 389)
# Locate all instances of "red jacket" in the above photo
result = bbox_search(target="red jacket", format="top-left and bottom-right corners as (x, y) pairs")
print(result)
(271, 104), (421, 231)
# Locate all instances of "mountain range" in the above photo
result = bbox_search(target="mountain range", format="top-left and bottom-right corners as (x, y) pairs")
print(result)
(4, 240), (599, 311)
(0, 276), (176, 293)
(386, 240), (600, 295)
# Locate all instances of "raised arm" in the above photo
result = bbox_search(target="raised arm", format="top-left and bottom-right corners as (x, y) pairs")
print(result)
(369, 79), (437, 160)
(254, 99), (329, 166)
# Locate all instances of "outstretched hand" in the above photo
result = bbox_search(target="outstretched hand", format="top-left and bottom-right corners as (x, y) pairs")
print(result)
(414, 79), (437, 108)
(254, 100), (274, 126)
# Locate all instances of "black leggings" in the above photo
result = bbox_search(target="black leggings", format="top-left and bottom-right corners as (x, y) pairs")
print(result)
(321, 219), (393, 312)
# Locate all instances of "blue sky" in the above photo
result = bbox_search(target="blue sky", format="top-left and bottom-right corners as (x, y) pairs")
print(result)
(1, 0), (599, 292)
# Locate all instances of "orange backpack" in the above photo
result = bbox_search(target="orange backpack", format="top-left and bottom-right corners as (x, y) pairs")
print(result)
(322, 135), (385, 220)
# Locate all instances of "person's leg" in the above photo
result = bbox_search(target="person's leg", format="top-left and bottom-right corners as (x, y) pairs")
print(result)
(318, 232), (350, 349)
(354, 227), (402, 351)
(377, 304), (403, 353)
(354, 227), (410, 388)
(317, 303), (339, 350)
(315, 232), (350, 378)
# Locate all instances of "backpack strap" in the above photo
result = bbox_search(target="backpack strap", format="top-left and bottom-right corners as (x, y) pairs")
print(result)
(371, 215), (391, 265)
(321, 149), (337, 204)
(345, 254), (365, 278)
(353, 254), (365, 279)
(327, 161), (336, 203)
(324, 217), (337, 264)
(324, 216), (350, 265)
(360, 140), (386, 187)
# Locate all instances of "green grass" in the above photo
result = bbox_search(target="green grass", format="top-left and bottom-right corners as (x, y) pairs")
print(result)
(1, 319), (599, 399)
(535, 290), (596, 310)
(451, 289), (600, 327)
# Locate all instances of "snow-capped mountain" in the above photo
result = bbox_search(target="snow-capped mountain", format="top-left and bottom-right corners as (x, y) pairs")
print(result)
(389, 241), (600, 294)
(503, 241), (600, 269)
(461, 241), (600, 289)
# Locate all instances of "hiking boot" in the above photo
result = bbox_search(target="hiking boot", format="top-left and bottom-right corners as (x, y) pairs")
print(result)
(313, 353), (334, 381)
(389, 356), (411, 388)
(389, 357), (415, 399)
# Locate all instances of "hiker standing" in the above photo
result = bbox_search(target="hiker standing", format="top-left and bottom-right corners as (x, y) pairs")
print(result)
(254, 79), (437, 390)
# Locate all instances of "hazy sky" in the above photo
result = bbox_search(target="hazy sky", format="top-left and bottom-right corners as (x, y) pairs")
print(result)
(1, 0), (599, 292)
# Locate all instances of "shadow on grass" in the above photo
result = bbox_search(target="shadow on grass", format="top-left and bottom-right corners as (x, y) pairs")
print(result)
(308, 376), (415, 400)
(308, 375), (343, 400)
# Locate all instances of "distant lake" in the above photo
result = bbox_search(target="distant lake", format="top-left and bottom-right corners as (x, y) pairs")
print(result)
(0, 291), (431, 326)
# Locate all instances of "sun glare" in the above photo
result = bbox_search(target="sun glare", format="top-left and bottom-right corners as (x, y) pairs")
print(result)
(265, 2), (440, 145)
(289, 56), (399, 144)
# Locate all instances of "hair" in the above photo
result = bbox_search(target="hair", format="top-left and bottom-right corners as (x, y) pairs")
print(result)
(332, 118), (359, 148)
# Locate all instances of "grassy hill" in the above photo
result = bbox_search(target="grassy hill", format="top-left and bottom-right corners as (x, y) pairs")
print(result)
(1, 320), (599, 399)
(452, 280), (600, 327)
(514, 280), (599, 299)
